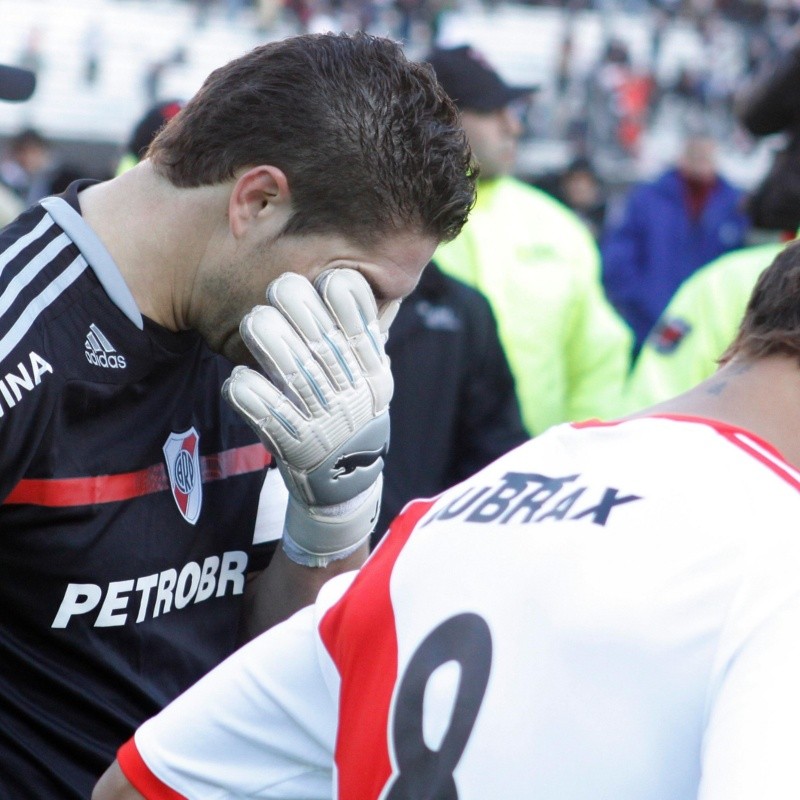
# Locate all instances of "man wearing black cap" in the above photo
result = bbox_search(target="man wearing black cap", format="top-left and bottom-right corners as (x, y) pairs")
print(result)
(425, 45), (535, 176)
(427, 45), (633, 436)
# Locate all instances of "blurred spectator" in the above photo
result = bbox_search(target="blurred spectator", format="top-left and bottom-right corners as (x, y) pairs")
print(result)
(671, 66), (707, 113)
(395, 0), (422, 44)
(429, 45), (633, 435)
(0, 127), (79, 205)
(0, 183), (23, 229)
(587, 38), (655, 160)
(82, 21), (104, 87)
(546, 157), (608, 239)
(285, 0), (315, 30)
(224, 0), (250, 21)
(192, 0), (215, 27)
(736, 38), (800, 232)
(375, 261), (529, 542)
(624, 241), (784, 411)
(143, 47), (187, 104)
(0, 128), (48, 200)
(116, 99), (185, 175)
(601, 132), (749, 356)
(256, 0), (284, 30)
(0, 65), (34, 226)
(18, 25), (44, 77)
(623, 33), (800, 410)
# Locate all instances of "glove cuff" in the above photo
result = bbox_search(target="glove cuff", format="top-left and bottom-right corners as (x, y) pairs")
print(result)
(281, 476), (382, 567)
(281, 530), (371, 568)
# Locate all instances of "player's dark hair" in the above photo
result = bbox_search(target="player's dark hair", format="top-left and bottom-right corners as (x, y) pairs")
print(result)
(721, 239), (800, 364)
(146, 32), (475, 245)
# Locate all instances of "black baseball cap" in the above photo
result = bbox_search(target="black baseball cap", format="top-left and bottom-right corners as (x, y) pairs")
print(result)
(0, 64), (36, 102)
(425, 45), (537, 113)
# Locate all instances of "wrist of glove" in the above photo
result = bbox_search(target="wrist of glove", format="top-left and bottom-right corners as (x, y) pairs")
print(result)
(280, 477), (382, 567)
(223, 268), (398, 567)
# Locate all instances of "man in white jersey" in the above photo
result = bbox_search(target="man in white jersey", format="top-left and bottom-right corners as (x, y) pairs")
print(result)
(94, 242), (800, 799)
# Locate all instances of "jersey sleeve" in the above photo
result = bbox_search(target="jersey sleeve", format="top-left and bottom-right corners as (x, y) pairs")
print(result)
(252, 466), (288, 545)
(699, 523), (800, 800)
(244, 467), (287, 573)
(119, 573), (356, 800)
(0, 332), (59, 504)
(699, 592), (800, 800)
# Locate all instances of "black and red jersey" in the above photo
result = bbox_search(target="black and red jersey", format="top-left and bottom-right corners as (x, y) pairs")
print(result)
(0, 182), (280, 798)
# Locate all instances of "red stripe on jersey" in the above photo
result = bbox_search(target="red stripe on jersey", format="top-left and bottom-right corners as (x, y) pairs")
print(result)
(201, 443), (272, 481)
(117, 737), (188, 800)
(3, 443), (271, 507)
(719, 430), (800, 491)
(319, 498), (436, 800)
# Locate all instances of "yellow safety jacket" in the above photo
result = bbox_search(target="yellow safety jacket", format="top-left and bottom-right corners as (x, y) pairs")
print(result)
(435, 176), (633, 434)
(625, 242), (786, 411)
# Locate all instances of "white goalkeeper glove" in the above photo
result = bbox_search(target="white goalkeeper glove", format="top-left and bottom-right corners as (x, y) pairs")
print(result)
(222, 268), (399, 567)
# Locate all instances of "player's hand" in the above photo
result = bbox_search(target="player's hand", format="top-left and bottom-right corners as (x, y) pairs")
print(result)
(222, 269), (398, 566)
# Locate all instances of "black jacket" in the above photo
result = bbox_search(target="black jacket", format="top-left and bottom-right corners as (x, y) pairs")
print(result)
(374, 263), (529, 542)
(735, 42), (800, 230)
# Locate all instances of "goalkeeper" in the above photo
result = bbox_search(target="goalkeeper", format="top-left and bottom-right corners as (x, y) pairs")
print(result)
(0, 31), (474, 799)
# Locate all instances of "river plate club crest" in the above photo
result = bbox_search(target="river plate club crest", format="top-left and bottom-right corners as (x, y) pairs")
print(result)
(163, 427), (202, 524)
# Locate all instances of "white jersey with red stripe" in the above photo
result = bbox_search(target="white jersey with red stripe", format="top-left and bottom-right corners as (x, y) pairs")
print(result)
(121, 415), (800, 800)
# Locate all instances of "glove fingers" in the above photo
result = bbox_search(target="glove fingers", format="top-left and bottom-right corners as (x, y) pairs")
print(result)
(223, 366), (305, 457)
(240, 305), (334, 418)
(378, 299), (401, 341)
(315, 269), (393, 410)
(223, 270), (395, 557)
(267, 272), (362, 392)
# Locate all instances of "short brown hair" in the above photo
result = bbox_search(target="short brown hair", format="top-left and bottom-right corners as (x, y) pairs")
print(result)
(721, 239), (800, 364)
(147, 32), (475, 244)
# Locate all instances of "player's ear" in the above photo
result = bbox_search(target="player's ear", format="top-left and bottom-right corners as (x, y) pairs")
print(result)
(229, 165), (290, 238)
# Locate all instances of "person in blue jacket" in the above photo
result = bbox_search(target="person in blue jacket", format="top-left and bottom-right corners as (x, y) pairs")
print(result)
(601, 133), (749, 356)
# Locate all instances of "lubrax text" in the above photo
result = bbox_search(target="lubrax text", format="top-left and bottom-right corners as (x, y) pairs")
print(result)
(425, 472), (641, 528)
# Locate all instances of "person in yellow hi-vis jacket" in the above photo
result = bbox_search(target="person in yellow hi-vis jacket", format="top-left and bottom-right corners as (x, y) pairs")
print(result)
(626, 241), (786, 411)
(426, 46), (633, 436)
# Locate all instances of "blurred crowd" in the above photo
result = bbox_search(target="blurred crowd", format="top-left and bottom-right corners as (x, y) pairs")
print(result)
(2, 0), (800, 503)
(4, 3), (800, 794)
(3, 0), (796, 186)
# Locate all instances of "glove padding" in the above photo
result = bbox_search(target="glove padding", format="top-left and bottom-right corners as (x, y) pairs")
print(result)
(222, 268), (397, 565)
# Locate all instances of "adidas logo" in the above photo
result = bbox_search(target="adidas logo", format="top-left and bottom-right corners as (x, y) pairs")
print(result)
(85, 323), (127, 369)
